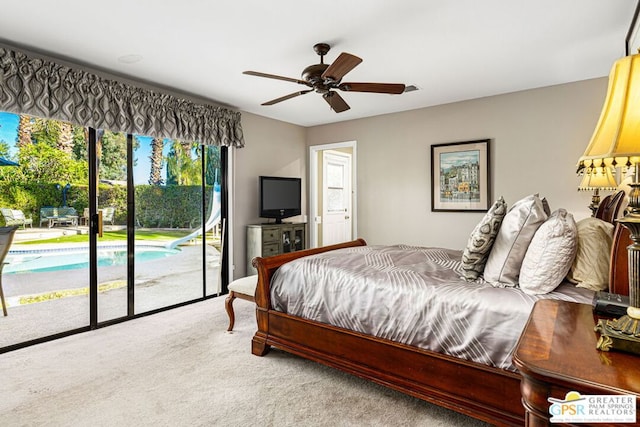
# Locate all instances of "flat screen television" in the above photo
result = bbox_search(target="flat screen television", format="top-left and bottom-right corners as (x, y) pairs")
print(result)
(259, 176), (301, 224)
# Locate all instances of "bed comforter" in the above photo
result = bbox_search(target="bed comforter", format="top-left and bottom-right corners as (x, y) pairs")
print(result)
(270, 244), (593, 371)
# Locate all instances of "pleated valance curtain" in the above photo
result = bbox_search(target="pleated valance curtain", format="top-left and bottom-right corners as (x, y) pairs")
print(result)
(0, 47), (244, 147)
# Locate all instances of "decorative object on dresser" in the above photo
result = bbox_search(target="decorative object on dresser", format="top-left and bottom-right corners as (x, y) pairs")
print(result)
(576, 52), (640, 355)
(430, 139), (490, 212)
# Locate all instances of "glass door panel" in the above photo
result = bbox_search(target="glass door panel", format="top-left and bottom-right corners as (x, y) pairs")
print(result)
(205, 145), (223, 296)
(0, 113), (90, 347)
(133, 137), (204, 313)
(95, 130), (129, 323)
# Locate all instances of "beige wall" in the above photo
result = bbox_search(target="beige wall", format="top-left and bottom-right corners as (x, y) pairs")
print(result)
(233, 112), (307, 277)
(305, 77), (608, 250)
(234, 77), (609, 277)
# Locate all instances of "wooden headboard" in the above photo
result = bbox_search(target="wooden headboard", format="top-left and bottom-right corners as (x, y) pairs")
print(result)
(598, 190), (631, 296)
(609, 223), (631, 296)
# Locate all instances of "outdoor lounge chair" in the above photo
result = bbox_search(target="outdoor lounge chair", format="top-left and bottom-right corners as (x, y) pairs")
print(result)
(1, 208), (33, 229)
(0, 226), (18, 316)
(101, 207), (116, 225)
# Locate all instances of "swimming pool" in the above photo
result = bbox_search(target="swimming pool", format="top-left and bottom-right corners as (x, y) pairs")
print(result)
(5, 245), (181, 274)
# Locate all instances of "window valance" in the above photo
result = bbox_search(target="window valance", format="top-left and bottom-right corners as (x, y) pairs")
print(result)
(0, 47), (244, 147)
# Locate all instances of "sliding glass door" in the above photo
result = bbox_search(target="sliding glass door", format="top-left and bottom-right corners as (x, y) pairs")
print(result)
(0, 112), (226, 353)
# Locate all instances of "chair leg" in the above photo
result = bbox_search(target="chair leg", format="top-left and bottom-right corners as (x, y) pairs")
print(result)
(225, 291), (236, 331)
(0, 276), (7, 317)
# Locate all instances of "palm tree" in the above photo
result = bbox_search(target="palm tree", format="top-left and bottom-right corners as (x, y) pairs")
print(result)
(149, 137), (164, 185)
(58, 121), (74, 155)
(17, 114), (33, 147)
(166, 139), (200, 185)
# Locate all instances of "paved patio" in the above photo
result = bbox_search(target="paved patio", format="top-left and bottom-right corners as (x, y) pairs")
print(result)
(0, 227), (222, 349)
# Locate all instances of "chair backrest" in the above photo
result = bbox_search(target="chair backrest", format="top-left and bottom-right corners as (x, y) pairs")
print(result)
(1, 208), (15, 220)
(0, 226), (18, 264)
(102, 207), (115, 221)
(11, 210), (25, 220)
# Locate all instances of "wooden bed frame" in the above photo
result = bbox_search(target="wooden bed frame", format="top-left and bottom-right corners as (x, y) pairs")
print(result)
(250, 194), (629, 426)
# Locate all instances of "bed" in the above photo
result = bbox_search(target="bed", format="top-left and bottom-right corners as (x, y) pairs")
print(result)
(250, 192), (629, 426)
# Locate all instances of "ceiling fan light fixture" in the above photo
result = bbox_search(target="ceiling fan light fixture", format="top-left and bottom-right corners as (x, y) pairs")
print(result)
(244, 43), (407, 112)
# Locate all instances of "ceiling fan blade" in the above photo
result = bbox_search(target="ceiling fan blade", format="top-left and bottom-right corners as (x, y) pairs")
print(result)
(338, 82), (406, 94)
(261, 90), (313, 106)
(321, 53), (362, 82)
(323, 92), (350, 113)
(243, 71), (311, 87)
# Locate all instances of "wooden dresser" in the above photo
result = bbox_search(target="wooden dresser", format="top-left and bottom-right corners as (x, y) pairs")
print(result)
(246, 222), (306, 274)
(513, 299), (640, 426)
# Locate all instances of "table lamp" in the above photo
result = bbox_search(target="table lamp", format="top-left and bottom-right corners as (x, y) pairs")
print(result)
(578, 167), (618, 216)
(577, 53), (640, 354)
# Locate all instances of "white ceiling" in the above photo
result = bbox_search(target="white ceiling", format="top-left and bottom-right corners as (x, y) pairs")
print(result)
(0, 1), (636, 127)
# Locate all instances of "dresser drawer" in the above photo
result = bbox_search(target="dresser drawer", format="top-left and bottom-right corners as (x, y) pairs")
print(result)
(262, 227), (280, 243)
(262, 242), (280, 257)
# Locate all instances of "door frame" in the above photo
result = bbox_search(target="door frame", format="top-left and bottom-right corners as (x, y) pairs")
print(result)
(309, 141), (357, 248)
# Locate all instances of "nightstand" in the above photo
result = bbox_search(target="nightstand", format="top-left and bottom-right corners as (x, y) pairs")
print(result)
(513, 299), (640, 426)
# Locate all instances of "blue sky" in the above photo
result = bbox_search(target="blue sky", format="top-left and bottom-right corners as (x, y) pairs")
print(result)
(0, 112), (19, 150)
(440, 150), (480, 169)
(0, 111), (163, 184)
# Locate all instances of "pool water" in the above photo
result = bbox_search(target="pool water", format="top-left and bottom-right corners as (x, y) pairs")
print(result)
(5, 246), (180, 274)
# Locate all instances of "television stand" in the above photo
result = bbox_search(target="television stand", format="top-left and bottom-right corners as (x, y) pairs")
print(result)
(246, 222), (306, 275)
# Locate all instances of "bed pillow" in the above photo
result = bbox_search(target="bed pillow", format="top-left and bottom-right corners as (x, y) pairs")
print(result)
(483, 194), (548, 287)
(566, 217), (614, 291)
(461, 197), (508, 281)
(519, 209), (577, 295)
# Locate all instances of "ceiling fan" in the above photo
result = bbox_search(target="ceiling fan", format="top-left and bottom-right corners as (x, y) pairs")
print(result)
(243, 43), (406, 113)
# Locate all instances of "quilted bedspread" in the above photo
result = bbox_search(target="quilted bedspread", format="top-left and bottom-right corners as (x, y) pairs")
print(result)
(270, 244), (594, 371)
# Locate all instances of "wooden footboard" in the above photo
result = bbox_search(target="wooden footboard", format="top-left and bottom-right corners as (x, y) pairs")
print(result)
(251, 239), (524, 426)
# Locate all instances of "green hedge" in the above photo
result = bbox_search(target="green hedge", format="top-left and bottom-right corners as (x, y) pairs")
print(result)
(0, 183), (210, 229)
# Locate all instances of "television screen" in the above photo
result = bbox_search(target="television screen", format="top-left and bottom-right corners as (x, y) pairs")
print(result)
(259, 176), (301, 223)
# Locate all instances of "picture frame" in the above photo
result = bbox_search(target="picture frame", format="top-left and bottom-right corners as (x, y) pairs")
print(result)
(431, 139), (490, 212)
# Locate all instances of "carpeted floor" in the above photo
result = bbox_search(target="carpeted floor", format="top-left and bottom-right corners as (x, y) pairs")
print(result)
(0, 295), (491, 426)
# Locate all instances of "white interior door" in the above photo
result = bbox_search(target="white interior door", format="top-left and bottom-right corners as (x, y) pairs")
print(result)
(322, 150), (352, 245)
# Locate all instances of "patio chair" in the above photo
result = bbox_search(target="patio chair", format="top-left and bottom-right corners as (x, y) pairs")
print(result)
(1, 208), (33, 229)
(102, 207), (115, 225)
(0, 226), (18, 316)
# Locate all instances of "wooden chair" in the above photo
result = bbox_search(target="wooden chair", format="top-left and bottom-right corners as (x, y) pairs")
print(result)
(0, 226), (18, 316)
(224, 275), (257, 331)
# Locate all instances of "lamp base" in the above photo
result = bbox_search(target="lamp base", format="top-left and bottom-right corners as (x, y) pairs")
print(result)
(588, 188), (601, 217)
(595, 313), (640, 355)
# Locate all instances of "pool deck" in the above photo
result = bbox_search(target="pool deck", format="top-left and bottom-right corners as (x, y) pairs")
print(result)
(1, 226), (222, 349)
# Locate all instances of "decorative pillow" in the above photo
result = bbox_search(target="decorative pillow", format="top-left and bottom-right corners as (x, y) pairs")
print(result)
(484, 194), (548, 287)
(461, 197), (508, 281)
(566, 217), (615, 291)
(519, 209), (577, 295)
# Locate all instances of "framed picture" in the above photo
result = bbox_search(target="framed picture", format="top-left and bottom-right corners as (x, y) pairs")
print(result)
(431, 139), (490, 212)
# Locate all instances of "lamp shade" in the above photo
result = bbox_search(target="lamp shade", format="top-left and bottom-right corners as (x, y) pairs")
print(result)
(577, 53), (640, 174)
(578, 166), (617, 191)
